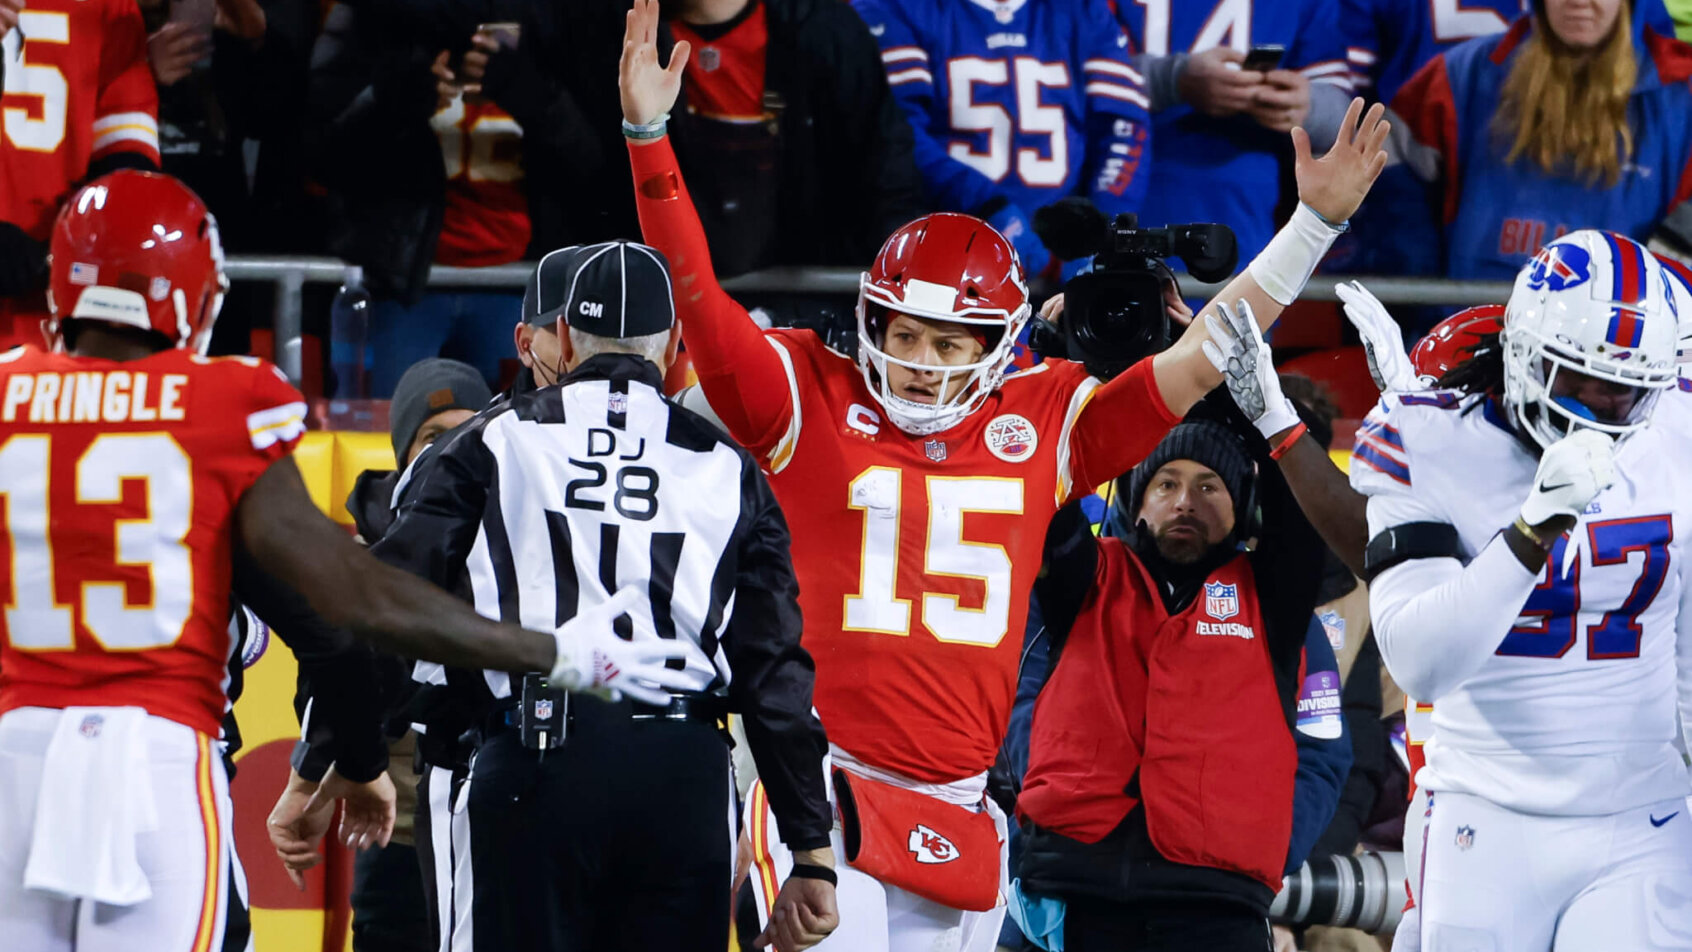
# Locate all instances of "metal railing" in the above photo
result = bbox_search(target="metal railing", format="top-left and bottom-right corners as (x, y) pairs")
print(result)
(226, 255), (1516, 384)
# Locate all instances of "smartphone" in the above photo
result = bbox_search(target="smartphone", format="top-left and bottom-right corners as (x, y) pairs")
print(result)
(477, 21), (522, 51)
(1241, 44), (1286, 72)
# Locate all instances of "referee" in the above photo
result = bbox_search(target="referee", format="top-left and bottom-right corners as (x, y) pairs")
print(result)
(370, 241), (839, 952)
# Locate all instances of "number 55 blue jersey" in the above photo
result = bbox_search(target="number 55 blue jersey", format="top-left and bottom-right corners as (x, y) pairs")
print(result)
(851, 0), (1151, 220)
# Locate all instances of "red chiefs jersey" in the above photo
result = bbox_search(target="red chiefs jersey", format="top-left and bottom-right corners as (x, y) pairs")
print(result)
(755, 331), (1173, 782)
(0, 0), (160, 241)
(671, 2), (768, 123)
(629, 135), (1180, 783)
(0, 346), (305, 736)
(431, 96), (530, 267)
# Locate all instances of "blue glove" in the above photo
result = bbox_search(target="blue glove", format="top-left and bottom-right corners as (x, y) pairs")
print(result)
(985, 203), (1051, 278)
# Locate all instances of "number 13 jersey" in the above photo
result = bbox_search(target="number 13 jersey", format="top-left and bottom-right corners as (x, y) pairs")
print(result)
(0, 346), (306, 736)
(1352, 391), (1692, 815)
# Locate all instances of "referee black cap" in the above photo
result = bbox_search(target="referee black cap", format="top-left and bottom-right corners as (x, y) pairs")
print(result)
(523, 241), (675, 338)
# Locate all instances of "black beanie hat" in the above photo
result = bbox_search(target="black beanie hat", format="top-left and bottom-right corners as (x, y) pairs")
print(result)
(389, 358), (493, 464)
(1124, 420), (1255, 528)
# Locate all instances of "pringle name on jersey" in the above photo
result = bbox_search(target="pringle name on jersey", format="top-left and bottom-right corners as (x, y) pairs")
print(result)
(2, 370), (189, 425)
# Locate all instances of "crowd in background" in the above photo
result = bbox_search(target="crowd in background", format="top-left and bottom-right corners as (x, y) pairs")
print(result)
(4, 2), (1692, 951)
(4, 0), (1690, 397)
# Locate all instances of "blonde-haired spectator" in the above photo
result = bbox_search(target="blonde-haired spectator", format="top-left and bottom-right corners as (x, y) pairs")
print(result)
(1376, 0), (1692, 281)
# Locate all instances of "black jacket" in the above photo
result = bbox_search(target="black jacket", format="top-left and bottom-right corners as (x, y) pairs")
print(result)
(1018, 398), (1330, 915)
(305, 0), (653, 302)
(672, 0), (925, 275)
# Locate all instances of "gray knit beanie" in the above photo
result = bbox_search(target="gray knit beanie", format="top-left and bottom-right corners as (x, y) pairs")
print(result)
(389, 358), (493, 463)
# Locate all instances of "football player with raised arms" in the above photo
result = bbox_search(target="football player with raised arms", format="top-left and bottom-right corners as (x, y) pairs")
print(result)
(0, 171), (691, 952)
(618, 1), (1390, 948)
(1349, 230), (1692, 950)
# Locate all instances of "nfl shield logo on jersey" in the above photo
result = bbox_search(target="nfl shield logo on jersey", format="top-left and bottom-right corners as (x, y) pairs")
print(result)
(1455, 825), (1475, 851)
(1204, 582), (1239, 621)
(698, 46), (720, 72)
(534, 699), (553, 721)
(79, 714), (104, 738)
(608, 392), (628, 415)
(924, 439), (947, 462)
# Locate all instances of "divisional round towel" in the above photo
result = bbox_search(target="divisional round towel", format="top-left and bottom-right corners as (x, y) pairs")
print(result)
(23, 706), (159, 906)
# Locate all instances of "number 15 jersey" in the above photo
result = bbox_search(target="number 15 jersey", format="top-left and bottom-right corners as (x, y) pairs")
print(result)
(1352, 391), (1692, 816)
(754, 331), (1176, 783)
(0, 346), (306, 736)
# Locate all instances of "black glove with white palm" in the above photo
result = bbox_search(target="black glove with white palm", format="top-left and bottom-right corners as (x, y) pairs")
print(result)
(1335, 280), (1416, 392)
(549, 587), (693, 706)
(1200, 299), (1302, 439)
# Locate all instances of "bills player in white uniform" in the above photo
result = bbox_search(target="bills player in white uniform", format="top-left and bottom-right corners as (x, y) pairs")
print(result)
(1351, 230), (1692, 951)
(1340, 245), (1692, 952)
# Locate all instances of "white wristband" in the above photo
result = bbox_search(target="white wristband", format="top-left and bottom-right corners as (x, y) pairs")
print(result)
(1247, 204), (1347, 307)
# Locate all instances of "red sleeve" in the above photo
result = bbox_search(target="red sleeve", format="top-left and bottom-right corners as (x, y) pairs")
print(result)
(1067, 356), (1180, 496)
(242, 360), (307, 465)
(92, 0), (160, 166)
(628, 137), (795, 454)
(1390, 56), (1461, 226)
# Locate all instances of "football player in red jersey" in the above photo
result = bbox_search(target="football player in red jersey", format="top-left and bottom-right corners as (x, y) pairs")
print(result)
(0, 171), (690, 951)
(0, 0), (163, 348)
(619, 2), (1390, 948)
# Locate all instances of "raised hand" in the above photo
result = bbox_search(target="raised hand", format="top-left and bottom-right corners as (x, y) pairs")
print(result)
(1293, 97), (1390, 224)
(619, 0), (690, 127)
(1336, 280), (1416, 392)
(1200, 299), (1301, 439)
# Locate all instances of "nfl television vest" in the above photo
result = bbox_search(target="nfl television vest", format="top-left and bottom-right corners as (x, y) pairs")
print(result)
(1018, 538), (1298, 892)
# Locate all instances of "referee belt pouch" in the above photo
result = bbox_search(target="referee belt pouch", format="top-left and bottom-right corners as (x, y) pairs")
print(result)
(833, 768), (1000, 911)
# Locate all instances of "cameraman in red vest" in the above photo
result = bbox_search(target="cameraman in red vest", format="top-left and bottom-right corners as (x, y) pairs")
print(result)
(1016, 406), (1334, 951)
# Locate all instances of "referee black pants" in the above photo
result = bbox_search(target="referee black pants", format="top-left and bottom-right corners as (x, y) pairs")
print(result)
(460, 699), (734, 952)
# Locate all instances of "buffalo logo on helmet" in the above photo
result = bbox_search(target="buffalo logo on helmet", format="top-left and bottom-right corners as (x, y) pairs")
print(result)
(1204, 581), (1239, 621)
(907, 824), (959, 864)
(1525, 244), (1593, 293)
(983, 414), (1036, 462)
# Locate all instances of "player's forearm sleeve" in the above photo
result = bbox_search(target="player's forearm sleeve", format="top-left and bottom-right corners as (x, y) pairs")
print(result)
(627, 138), (796, 453)
(1369, 537), (1539, 702)
(1068, 358), (1183, 495)
(725, 467), (833, 849)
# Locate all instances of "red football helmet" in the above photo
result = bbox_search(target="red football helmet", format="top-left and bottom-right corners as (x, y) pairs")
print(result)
(856, 212), (1030, 435)
(1409, 304), (1505, 386)
(47, 170), (227, 353)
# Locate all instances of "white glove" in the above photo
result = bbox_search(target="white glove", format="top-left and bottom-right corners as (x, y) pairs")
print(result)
(1200, 299), (1302, 439)
(548, 587), (695, 706)
(1519, 429), (1616, 527)
(1336, 280), (1417, 392)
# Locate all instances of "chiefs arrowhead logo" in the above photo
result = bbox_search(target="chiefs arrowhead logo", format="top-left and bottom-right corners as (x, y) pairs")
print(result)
(907, 824), (959, 864)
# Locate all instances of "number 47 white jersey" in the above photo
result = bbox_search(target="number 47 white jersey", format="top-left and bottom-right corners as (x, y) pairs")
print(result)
(1352, 390), (1692, 816)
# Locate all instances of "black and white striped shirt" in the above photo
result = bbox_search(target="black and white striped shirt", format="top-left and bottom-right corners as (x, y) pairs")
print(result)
(371, 354), (831, 848)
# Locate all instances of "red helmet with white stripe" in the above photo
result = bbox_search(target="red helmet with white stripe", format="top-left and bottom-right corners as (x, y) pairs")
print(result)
(856, 213), (1030, 435)
(46, 171), (227, 353)
(1409, 304), (1505, 386)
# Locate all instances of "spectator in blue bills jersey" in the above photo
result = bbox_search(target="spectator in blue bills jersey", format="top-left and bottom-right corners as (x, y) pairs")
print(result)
(851, 0), (1151, 279)
(1370, 0), (1692, 282)
(1329, 0), (1676, 275)
(1114, 0), (1356, 263)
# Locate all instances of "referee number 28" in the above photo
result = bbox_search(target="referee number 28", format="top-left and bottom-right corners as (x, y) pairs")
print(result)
(843, 469), (1023, 648)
